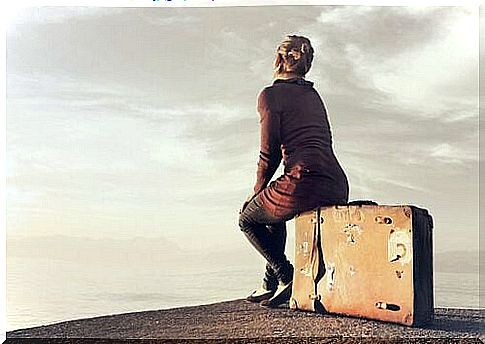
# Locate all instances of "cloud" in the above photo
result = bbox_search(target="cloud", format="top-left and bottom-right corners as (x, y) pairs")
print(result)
(429, 143), (478, 165)
(7, 73), (256, 182)
(7, 70), (260, 239)
(295, 6), (477, 122)
(9, 7), (126, 25)
(138, 9), (202, 26)
(316, 6), (468, 59)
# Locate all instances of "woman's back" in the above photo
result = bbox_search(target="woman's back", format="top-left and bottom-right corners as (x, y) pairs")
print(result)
(273, 78), (333, 172)
(257, 77), (349, 217)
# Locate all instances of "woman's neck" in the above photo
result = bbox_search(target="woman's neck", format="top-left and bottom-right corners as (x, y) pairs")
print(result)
(274, 72), (304, 80)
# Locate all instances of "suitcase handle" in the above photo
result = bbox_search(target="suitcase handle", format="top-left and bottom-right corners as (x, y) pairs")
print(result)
(348, 200), (378, 206)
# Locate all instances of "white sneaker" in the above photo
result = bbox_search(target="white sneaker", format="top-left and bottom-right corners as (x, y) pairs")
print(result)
(245, 286), (276, 303)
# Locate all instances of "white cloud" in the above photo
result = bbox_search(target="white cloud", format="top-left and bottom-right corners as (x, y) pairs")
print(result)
(429, 143), (478, 164)
(140, 13), (201, 26)
(317, 6), (374, 25)
(370, 8), (478, 117)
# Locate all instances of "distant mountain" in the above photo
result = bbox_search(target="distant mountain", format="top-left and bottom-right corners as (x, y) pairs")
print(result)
(6, 235), (181, 266)
(6, 235), (481, 274)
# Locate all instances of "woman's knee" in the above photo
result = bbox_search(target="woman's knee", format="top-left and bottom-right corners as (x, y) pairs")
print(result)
(238, 212), (251, 233)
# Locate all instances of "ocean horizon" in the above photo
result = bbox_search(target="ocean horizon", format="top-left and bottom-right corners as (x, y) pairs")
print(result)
(6, 255), (481, 332)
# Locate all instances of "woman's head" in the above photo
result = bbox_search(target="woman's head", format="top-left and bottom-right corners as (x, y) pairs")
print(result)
(273, 35), (314, 79)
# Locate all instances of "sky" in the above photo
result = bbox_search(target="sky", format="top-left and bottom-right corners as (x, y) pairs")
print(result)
(5, 5), (479, 253)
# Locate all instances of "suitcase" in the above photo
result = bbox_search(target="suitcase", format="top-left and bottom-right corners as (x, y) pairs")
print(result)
(290, 201), (434, 326)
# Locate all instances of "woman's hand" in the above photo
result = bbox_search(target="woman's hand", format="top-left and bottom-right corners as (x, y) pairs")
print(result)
(239, 192), (257, 215)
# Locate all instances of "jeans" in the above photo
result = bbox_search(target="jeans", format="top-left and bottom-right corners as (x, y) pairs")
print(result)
(238, 193), (296, 289)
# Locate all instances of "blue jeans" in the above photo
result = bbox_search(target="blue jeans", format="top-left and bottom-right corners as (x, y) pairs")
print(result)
(238, 193), (296, 288)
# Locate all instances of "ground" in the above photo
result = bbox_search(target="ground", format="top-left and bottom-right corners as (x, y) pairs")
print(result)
(5, 299), (484, 343)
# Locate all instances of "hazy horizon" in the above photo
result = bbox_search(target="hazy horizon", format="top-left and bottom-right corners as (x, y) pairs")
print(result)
(6, 234), (481, 272)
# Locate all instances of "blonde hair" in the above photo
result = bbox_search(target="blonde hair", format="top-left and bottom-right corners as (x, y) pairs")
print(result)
(273, 35), (314, 78)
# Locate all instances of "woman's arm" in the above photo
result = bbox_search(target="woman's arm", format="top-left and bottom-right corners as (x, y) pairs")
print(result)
(253, 88), (282, 195)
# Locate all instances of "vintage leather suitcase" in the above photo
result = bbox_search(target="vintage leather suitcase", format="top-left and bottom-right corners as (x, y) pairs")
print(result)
(290, 201), (434, 326)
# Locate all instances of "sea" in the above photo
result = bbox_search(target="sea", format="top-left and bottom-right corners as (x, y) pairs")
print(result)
(6, 256), (481, 332)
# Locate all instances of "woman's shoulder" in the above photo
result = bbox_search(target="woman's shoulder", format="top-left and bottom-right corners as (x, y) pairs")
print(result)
(257, 86), (278, 113)
(258, 84), (278, 96)
(257, 85), (279, 104)
(258, 83), (297, 101)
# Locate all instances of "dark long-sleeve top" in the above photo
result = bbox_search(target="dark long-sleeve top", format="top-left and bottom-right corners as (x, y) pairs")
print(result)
(253, 77), (349, 218)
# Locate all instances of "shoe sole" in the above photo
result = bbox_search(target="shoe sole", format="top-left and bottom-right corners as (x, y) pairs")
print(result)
(245, 291), (275, 303)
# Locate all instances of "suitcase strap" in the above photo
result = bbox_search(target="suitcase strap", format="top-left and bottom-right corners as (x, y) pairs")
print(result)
(309, 212), (325, 304)
(310, 219), (319, 283)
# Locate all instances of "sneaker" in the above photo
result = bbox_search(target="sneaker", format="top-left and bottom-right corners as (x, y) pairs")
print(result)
(260, 281), (293, 308)
(245, 286), (276, 303)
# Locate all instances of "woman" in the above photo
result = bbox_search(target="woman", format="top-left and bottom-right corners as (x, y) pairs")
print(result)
(238, 35), (350, 308)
